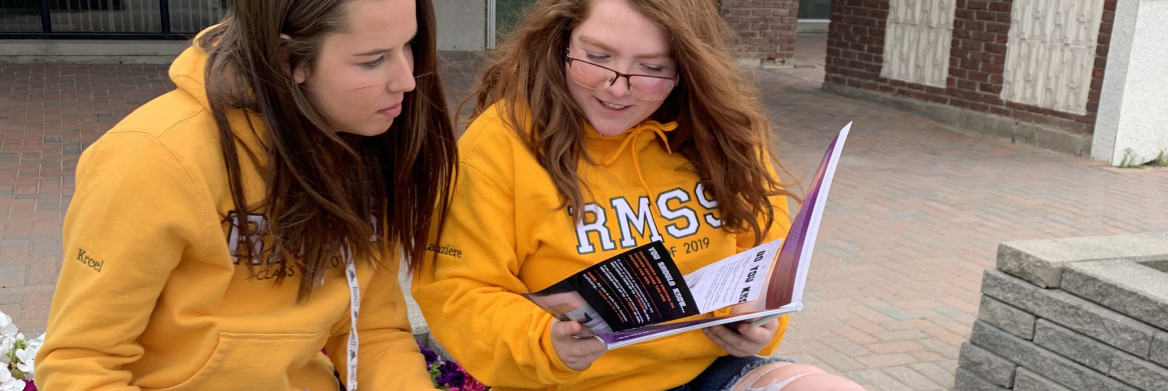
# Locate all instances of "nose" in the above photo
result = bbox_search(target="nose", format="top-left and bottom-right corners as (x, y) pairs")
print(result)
(386, 51), (417, 93)
(604, 74), (632, 97)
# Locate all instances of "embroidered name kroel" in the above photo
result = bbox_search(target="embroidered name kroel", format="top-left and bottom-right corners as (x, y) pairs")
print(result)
(75, 248), (104, 273)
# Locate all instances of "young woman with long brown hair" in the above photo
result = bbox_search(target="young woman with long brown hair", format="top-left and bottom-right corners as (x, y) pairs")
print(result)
(413, 0), (865, 390)
(36, 0), (455, 389)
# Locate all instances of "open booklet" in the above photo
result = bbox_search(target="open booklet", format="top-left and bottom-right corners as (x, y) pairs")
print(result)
(523, 122), (852, 349)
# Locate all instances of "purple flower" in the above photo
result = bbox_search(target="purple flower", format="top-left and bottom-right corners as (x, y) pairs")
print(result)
(416, 341), (489, 390)
(23, 380), (36, 391)
(434, 360), (466, 386)
(418, 342), (440, 364)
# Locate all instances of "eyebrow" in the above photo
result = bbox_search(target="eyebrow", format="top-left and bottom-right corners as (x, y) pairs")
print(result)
(353, 49), (389, 57)
(577, 36), (670, 60)
(352, 32), (418, 57)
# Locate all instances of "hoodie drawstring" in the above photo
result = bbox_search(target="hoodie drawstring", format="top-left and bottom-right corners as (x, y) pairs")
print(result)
(600, 121), (678, 202)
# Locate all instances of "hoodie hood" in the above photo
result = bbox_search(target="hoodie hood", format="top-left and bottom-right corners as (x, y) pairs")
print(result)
(168, 43), (214, 111)
(166, 36), (270, 157)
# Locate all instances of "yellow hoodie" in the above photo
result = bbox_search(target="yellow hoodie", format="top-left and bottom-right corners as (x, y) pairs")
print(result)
(35, 43), (436, 390)
(413, 104), (792, 391)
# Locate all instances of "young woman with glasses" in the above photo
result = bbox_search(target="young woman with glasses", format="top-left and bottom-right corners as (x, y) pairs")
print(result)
(413, 0), (865, 390)
(36, 0), (456, 389)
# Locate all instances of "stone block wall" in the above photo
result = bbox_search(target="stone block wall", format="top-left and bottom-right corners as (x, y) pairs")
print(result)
(720, 0), (800, 66)
(958, 232), (1168, 390)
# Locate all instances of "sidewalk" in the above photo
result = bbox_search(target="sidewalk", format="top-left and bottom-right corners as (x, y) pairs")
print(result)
(752, 35), (1168, 390)
(2, 34), (1167, 390)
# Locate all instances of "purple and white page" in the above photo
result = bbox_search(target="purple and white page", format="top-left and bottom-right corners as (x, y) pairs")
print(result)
(684, 238), (783, 313)
(596, 122), (851, 349)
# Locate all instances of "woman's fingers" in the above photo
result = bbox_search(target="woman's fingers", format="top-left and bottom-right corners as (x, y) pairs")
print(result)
(703, 320), (778, 357)
(551, 319), (608, 370)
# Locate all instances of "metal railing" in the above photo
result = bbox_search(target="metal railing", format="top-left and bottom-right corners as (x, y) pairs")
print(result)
(0, 0), (229, 39)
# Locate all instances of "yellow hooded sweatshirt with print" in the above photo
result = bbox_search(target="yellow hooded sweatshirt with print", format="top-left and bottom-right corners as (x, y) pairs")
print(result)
(413, 103), (792, 391)
(34, 42), (437, 390)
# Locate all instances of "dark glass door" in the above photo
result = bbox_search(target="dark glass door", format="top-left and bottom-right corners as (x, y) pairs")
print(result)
(496, 0), (534, 42)
(1, 0), (228, 38)
(798, 0), (831, 19)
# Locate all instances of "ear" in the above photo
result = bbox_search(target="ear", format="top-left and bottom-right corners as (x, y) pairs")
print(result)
(280, 33), (308, 84)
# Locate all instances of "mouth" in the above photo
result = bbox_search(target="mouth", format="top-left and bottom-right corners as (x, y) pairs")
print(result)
(597, 98), (629, 111)
(377, 103), (403, 118)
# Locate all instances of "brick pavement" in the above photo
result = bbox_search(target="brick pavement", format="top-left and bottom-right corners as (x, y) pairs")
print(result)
(0, 63), (175, 338)
(2, 35), (1167, 390)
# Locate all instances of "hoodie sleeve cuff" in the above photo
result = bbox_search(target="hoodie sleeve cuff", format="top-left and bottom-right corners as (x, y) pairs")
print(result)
(539, 324), (586, 383)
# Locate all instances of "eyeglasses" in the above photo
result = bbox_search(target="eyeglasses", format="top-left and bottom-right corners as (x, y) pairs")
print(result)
(564, 55), (679, 101)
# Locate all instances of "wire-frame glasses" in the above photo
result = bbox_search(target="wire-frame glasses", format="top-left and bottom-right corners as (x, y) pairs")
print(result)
(565, 55), (679, 101)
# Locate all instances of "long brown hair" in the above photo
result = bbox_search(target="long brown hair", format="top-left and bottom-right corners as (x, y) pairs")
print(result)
(464, 0), (793, 244)
(199, 0), (456, 300)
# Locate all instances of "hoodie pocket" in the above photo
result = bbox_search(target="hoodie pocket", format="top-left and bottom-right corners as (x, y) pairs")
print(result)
(147, 332), (332, 391)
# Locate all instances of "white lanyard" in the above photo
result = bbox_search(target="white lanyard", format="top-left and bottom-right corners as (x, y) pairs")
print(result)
(342, 245), (361, 391)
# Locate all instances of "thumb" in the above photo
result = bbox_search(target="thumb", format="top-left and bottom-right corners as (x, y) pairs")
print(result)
(552, 319), (582, 338)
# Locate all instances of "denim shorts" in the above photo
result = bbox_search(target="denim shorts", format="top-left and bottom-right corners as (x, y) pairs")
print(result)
(666, 355), (795, 391)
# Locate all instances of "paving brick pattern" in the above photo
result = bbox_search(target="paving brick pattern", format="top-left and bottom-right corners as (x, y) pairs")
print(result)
(0, 63), (175, 336)
(2, 35), (1167, 390)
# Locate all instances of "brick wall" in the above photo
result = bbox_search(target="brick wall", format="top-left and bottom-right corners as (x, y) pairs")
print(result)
(720, 0), (800, 65)
(825, 0), (1117, 138)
